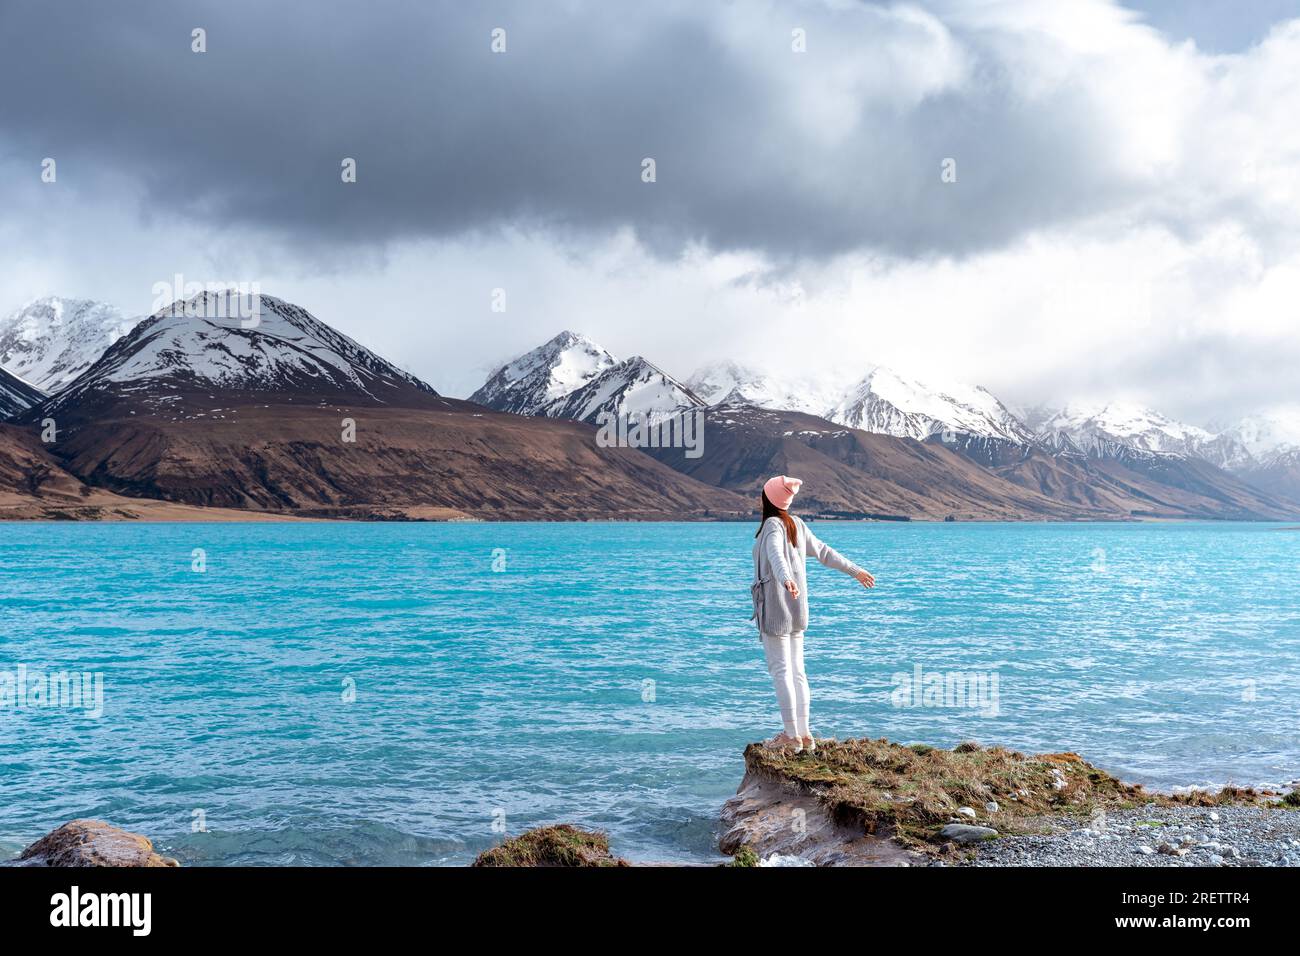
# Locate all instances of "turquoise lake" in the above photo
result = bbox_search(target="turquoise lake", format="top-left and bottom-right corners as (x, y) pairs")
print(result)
(2, 521), (1297, 865)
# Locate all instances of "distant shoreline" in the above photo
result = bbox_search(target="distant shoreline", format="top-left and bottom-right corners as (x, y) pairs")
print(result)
(3, 511), (1296, 525)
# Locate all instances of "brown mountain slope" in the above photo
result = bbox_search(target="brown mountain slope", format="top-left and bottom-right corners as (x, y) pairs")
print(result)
(1233, 452), (1300, 510)
(646, 405), (1116, 520)
(966, 441), (1300, 520)
(36, 398), (749, 520)
(922, 432), (1298, 520)
(1085, 455), (1297, 519)
(983, 449), (1142, 512)
(0, 424), (89, 506)
(0, 424), (312, 520)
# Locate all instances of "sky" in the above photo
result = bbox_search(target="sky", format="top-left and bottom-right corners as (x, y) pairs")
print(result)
(1, 0), (1298, 425)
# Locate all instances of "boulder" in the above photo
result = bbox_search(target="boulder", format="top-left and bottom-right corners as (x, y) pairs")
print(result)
(16, 820), (178, 867)
(938, 824), (998, 844)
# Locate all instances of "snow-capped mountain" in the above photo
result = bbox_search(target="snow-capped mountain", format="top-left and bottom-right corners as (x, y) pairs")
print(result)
(1227, 406), (1300, 464)
(0, 297), (139, 393)
(688, 359), (1034, 445)
(542, 356), (704, 424)
(472, 331), (1296, 509)
(825, 366), (1034, 444)
(1010, 403), (1061, 435)
(0, 366), (46, 420)
(685, 361), (846, 417)
(470, 331), (617, 416)
(1038, 402), (1251, 468)
(44, 290), (441, 415)
(471, 333), (701, 424)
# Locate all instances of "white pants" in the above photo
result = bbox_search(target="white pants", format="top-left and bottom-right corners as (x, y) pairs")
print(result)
(762, 631), (809, 739)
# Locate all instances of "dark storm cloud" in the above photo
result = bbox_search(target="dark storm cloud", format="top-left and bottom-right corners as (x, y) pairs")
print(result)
(0, 0), (1176, 262)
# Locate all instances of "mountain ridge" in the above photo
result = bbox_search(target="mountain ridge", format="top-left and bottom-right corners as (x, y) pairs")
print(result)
(469, 330), (617, 416)
(36, 290), (446, 420)
(4, 303), (1297, 521)
(470, 331), (1299, 519)
(10, 294), (748, 520)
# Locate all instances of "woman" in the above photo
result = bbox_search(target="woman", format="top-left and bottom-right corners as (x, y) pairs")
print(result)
(752, 475), (875, 753)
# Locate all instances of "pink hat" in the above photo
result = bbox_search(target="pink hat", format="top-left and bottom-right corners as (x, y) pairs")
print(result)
(762, 475), (803, 510)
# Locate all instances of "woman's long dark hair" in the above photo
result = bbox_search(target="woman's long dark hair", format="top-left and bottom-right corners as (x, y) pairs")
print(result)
(756, 490), (798, 548)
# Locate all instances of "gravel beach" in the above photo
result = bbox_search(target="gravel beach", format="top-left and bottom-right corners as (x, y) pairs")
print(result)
(962, 804), (1300, 867)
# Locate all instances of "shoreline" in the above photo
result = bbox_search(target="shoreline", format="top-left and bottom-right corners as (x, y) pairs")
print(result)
(8, 752), (1297, 868)
(4, 508), (1297, 525)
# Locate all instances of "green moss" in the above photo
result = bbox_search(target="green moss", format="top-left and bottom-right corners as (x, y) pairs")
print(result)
(748, 738), (1276, 854)
(1282, 791), (1300, 808)
(748, 739), (1146, 850)
(472, 824), (629, 867)
(728, 845), (760, 867)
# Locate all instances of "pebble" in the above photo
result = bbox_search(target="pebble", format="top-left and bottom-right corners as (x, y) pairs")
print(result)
(963, 804), (1300, 868)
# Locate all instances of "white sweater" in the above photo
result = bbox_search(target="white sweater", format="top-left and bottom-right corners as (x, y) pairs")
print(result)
(753, 515), (863, 636)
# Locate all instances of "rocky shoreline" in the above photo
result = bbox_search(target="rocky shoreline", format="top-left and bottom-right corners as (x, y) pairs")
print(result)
(9, 740), (1298, 868)
(717, 737), (1300, 868)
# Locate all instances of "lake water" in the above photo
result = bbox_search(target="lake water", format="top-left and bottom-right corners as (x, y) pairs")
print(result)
(2, 521), (1297, 865)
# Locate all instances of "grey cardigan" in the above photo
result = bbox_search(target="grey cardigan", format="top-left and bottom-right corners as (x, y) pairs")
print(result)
(752, 515), (863, 637)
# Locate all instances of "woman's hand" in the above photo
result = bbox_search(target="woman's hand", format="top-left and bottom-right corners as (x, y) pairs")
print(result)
(855, 569), (876, 589)
(783, 579), (800, 600)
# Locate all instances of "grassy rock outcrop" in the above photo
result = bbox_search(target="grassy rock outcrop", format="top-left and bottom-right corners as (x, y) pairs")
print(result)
(473, 824), (628, 867)
(722, 737), (1281, 865)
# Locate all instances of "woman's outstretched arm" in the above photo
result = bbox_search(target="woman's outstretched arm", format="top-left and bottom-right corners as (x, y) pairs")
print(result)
(805, 526), (876, 588)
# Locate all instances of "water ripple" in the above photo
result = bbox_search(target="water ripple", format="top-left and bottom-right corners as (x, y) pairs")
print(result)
(1, 521), (1296, 864)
